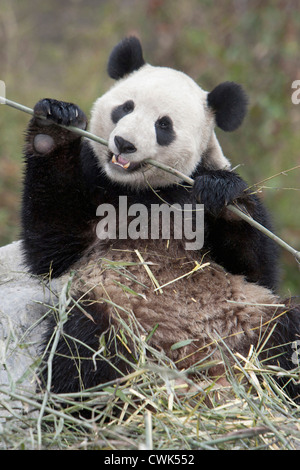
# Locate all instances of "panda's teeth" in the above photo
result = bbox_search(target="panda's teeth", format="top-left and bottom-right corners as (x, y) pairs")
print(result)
(111, 154), (131, 169)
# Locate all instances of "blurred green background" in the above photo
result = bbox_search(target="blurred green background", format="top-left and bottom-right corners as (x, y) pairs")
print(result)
(0, 0), (299, 294)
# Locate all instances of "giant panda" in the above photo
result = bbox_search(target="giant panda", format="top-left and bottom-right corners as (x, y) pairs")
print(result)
(22, 37), (300, 400)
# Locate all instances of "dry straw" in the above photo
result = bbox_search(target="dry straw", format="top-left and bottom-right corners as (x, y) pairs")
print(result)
(1, 269), (300, 450)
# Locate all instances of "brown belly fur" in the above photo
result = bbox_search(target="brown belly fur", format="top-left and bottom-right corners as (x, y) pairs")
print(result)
(71, 239), (280, 372)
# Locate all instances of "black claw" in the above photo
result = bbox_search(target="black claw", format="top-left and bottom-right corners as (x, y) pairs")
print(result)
(33, 98), (87, 129)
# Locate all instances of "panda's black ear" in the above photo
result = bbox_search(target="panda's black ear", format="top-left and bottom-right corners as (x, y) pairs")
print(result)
(107, 37), (145, 80)
(207, 82), (248, 131)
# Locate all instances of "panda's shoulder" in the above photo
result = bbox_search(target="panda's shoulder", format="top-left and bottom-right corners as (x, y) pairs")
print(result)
(80, 141), (100, 174)
(79, 141), (109, 191)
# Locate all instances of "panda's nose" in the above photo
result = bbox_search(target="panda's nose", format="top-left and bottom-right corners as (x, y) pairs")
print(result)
(114, 135), (137, 154)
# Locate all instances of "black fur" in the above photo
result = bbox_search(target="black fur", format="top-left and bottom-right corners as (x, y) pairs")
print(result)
(263, 299), (300, 403)
(39, 301), (131, 394)
(22, 99), (94, 277)
(192, 169), (279, 290)
(193, 169), (250, 217)
(107, 36), (145, 80)
(207, 81), (248, 131)
(111, 100), (135, 123)
(155, 116), (176, 146)
(34, 98), (87, 128)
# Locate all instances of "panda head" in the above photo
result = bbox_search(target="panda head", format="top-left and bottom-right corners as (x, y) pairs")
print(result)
(89, 37), (248, 189)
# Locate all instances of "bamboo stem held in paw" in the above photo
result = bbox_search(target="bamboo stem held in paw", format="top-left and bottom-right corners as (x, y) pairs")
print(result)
(3, 97), (109, 147)
(145, 158), (300, 263)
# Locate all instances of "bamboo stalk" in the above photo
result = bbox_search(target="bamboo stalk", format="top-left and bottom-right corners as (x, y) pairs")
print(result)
(145, 159), (300, 263)
(2, 97), (299, 263)
(3, 97), (109, 147)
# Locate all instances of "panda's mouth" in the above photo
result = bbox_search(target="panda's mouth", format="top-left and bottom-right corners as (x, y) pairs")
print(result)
(108, 151), (144, 172)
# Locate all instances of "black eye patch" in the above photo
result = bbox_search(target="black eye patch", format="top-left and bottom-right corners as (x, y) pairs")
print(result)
(111, 100), (135, 124)
(155, 116), (176, 146)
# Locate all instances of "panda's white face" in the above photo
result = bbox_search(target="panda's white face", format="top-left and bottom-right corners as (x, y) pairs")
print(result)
(89, 64), (230, 189)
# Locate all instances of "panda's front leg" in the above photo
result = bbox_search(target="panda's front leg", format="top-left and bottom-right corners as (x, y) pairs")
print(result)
(22, 99), (96, 277)
(192, 169), (253, 218)
(193, 169), (279, 291)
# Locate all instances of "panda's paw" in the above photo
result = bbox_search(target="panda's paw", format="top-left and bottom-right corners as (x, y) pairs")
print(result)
(28, 99), (88, 155)
(193, 170), (249, 217)
(33, 98), (87, 130)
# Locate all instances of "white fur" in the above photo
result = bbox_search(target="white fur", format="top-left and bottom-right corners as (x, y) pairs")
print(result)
(89, 64), (230, 189)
